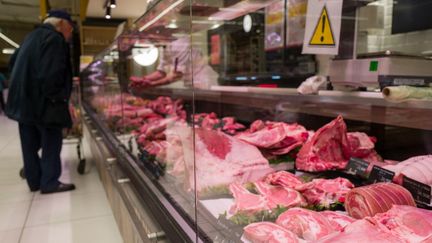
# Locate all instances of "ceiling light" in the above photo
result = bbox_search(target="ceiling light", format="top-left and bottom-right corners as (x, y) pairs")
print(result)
(2, 48), (16, 54)
(0, 32), (19, 48)
(105, 7), (111, 19)
(166, 20), (178, 29)
(110, 0), (116, 8)
(132, 46), (159, 66)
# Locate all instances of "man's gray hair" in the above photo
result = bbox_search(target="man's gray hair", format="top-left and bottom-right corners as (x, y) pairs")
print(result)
(43, 17), (63, 27)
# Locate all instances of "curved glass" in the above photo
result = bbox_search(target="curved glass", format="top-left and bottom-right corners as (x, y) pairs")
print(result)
(81, 0), (432, 242)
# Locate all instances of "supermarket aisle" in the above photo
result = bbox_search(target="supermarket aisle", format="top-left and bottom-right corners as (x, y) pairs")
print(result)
(0, 115), (123, 243)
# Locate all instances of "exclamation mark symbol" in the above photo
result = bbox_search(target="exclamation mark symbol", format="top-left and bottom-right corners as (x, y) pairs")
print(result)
(320, 14), (326, 42)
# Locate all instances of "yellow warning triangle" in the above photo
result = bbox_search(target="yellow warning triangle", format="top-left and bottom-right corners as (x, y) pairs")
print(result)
(309, 6), (335, 46)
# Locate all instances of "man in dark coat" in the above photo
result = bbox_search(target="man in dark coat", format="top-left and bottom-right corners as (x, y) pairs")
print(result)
(6, 10), (76, 194)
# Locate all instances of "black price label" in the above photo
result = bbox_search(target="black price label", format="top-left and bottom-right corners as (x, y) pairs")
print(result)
(367, 165), (395, 183)
(402, 176), (432, 205)
(345, 157), (370, 178)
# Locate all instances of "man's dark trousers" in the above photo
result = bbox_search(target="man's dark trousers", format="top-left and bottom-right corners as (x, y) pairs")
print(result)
(18, 123), (62, 191)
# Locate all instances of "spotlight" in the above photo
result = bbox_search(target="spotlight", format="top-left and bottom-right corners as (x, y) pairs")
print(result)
(110, 0), (116, 8)
(105, 7), (111, 19)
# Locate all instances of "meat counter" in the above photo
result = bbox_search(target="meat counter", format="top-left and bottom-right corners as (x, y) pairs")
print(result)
(80, 0), (432, 242)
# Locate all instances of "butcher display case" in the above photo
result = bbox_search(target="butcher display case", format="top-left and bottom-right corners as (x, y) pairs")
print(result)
(80, 0), (432, 242)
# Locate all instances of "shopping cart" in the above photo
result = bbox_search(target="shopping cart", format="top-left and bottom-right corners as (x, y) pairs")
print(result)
(19, 78), (87, 179)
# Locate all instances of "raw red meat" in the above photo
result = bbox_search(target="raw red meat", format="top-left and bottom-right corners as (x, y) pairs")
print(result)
(228, 183), (269, 215)
(295, 178), (354, 207)
(276, 208), (335, 241)
(373, 205), (432, 242)
(320, 211), (355, 231)
(249, 120), (266, 133)
(178, 128), (271, 193)
(347, 132), (378, 158)
(295, 116), (351, 172)
(317, 218), (405, 243)
(264, 171), (303, 189)
(254, 181), (306, 209)
(345, 183), (416, 219)
(237, 122), (309, 155)
(193, 113), (245, 135)
(243, 222), (301, 243)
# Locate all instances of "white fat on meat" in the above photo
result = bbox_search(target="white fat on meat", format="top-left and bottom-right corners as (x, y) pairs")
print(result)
(178, 127), (271, 193)
(373, 205), (432, 242)
(243, 222), (302, 243)
(276, 208), (335, 241)
(254, 181), (306, 209)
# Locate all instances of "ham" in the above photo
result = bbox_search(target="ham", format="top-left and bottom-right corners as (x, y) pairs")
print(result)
(295, 116), (351, 172)
(264, 171), (303, 189)
(295, 178), (354, 207)
(317, 218), (405, 243)
(345, 183), (416, 219)
(320, 211), (355, 231)
(373, 205), (432, 242)
(229, 183), (269, 215)
(276, 208), (335, 241)
(243, 222), (301, 243)
(254, 181), (306, 209)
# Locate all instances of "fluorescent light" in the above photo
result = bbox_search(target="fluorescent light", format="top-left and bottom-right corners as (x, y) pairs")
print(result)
(139, 0), (185, 32)
(2, 48), (16, 54)
(0, 32), (19, 48)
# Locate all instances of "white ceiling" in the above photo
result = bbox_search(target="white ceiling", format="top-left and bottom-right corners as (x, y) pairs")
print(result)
(86, 0), (148, 20)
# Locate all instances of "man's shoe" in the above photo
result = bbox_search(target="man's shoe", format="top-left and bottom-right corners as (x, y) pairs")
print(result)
(41, 183), (76, 194)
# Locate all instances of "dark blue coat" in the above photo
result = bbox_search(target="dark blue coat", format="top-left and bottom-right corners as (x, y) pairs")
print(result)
(6, 24), (72, 128)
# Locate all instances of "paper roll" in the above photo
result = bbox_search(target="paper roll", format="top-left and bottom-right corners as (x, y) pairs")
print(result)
(382, 86), (432, 102)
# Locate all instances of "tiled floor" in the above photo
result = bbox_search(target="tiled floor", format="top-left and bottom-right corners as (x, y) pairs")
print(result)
(0, 115), (123, 243)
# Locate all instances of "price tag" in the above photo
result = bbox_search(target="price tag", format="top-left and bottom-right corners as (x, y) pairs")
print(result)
(367, 165), (395, 184)
(402, 176), (431, 205)
(345, 157), (369, 178)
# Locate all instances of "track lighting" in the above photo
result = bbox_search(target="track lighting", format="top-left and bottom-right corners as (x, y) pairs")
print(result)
(105, 6), (111, 19)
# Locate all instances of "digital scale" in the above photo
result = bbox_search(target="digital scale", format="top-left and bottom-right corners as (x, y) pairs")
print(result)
(329, 51), (432, 90)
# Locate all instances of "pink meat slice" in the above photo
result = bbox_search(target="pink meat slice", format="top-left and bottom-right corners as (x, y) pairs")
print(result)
(264, 171), (303, 189)
(374, 205), (432, 242)
(317, 218), (406, 243)
(276, 208), (335, 241)
(384, 155), (432, 187)
(295, 178), (354, 206)
(347, 132), (378, 158)
(254, 181), (306, 209)
(243, 222), (301, 243)
(295, 116), (351, 172)
(228, 183), (269, 215)
(320, 211), (355, 231)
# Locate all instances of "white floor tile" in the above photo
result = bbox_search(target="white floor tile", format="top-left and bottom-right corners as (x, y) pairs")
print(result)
(0, 169), (24, 186)
(26, 191), (113, 227)
(0, 183), (33, 204)
(0, 228), (21, 243)
(20, 215), (122, 243)
(0, 200), (31, 231)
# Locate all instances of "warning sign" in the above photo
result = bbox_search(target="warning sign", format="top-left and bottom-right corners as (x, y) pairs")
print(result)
(309, 6), (335, 46)
(302, 0), (343, 55)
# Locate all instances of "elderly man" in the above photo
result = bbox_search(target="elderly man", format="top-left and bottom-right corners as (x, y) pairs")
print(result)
(6, 10), (76, 194)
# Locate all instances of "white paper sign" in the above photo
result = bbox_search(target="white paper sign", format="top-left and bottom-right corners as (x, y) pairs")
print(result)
(302, 0), (343, 55)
